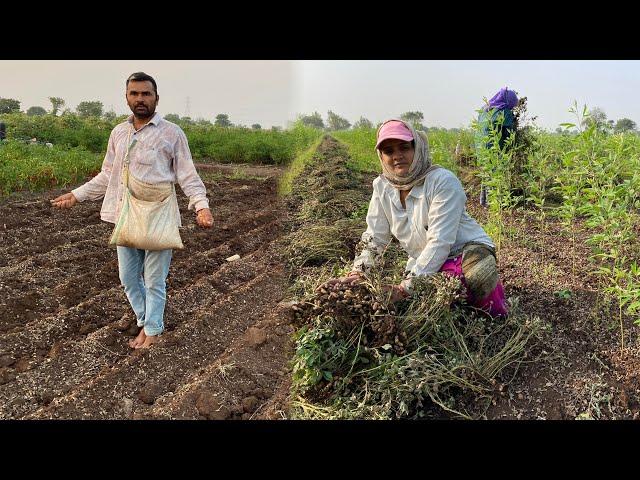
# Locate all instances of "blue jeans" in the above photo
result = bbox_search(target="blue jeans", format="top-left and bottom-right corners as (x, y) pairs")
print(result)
(117, 246), (172, 336)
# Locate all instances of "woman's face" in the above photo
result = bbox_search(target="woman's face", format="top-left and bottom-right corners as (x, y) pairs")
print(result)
(379, 138), (415, 176)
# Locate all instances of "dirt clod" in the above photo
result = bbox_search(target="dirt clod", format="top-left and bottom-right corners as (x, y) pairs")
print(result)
(14, 358), (32, 373)
(242, 396), (260, 413)
(0, 355), (16, 368)
(246, 327), (267, 347)
(115, 314), (134, 332)
(0, 368), (17, 385)
(138, 383), (163, 405)
(196, 391), (230, 420)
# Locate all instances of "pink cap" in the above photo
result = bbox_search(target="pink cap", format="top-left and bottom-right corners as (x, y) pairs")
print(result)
(376, 120), (414, 149)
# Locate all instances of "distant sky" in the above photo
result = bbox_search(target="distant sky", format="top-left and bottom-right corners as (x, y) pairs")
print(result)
(1, 60), (298, 128)
(295, 60), (640, 130)
(1, 60), (638, 130)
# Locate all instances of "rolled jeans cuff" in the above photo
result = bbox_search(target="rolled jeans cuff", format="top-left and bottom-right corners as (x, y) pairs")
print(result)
(143, 326), (164, 336)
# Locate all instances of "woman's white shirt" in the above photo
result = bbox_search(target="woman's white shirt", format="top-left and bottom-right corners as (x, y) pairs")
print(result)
(353, 168), (494, 289)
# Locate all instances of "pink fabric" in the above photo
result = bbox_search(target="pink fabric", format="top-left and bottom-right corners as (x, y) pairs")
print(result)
(376, 120), (414, 149)
(439, 256), (509, 317)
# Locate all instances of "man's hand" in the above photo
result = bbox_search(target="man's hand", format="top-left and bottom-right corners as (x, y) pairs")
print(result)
(316, 271), (364, 293)
(196, 208), (213, 228)
(383, 284), (411, 303)
(50, 192), (78, 209)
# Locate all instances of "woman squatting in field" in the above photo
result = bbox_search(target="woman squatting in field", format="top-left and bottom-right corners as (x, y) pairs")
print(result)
(323, 119), (508, 317)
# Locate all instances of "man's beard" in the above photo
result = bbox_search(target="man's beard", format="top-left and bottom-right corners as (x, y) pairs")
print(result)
(131, 103), (155, 119)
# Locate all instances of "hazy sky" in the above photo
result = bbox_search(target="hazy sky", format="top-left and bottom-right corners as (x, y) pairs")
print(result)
(1, 61), (298, 128)
(295, 60), (640, 130)
(2, 60), (638, 130)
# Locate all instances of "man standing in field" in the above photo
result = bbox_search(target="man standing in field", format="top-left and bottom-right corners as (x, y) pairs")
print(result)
(50, 72), (214, 349)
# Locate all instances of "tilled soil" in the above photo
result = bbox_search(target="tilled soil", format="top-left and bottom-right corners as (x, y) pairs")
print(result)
(3, 151), (639, 420)
(0, 164), (295, 419)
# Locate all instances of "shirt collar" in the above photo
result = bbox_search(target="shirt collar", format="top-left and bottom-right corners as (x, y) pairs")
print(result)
(381, 175), (426, 202)
(127, 112), (162, 128)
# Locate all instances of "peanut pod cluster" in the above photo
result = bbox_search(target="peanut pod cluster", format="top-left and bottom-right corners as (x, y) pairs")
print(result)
(292, 279), (408, 354)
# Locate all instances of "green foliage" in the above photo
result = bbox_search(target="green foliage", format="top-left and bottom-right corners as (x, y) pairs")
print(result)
(331, 127), (377, 172)
(614, 118), (637, 134)
(0, 98), (21, 114)
(0, 112), (112, 153)
(102, 110), (117, 122)
(400, 111), (426, 131)
(352, 117), (373, 129)
(26, 106), (47, 116)
(475, 110), (519, 212)
(0, 112), (321, 168)
(291, 319), (357, 394)
(327, 110), (351, 131)
(519, 101), (640, 340)
(299, 112), (325, 129)
(76, 101), (104, 118)
(582, 107), (611, 133)
(186, 121), (321, 165)
(163, 113), (181, 123)
(48, 97), (65, 116)
(214, 113), (232, 127)
(278, 136), (324, 196)
(0, 140), (101, 195)
(473, 99), (543, 250)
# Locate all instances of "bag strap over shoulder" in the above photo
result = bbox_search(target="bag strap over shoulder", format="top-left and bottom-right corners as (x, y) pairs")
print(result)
(122, 126), (137, 189)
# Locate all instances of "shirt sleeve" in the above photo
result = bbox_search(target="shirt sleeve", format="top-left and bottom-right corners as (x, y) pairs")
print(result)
(352, 185), (392, 273)
(173, 129), (209, 212)
(401, 173), (466, 291)
(71, 129), (116, 202)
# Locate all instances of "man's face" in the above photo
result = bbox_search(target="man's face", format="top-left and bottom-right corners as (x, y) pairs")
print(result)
(126, 80), (158, 119)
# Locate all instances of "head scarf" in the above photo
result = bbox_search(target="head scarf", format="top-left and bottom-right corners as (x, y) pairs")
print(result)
(486, 87), (518, 111)
(375, 119), (433, 191)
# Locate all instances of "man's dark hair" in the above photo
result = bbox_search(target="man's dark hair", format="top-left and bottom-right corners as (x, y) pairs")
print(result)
(126, 72), (158, 95)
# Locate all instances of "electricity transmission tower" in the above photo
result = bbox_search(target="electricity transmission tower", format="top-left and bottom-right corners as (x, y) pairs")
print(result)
(184, 97), (190, 117)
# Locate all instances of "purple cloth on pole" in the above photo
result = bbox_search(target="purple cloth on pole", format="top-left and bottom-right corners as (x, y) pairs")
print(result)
(487, 87), (519, 111)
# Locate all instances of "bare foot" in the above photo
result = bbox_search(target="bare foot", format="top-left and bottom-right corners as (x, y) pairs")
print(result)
(135, 334), (160, 349)
(128, 328), (146, 349)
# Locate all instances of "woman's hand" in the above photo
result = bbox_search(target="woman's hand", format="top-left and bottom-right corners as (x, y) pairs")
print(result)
(315, 271), (364, 293)
(382, 284), (411, 303)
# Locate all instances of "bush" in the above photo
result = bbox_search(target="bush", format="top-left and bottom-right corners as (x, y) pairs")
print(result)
(0, 140), (101, 195)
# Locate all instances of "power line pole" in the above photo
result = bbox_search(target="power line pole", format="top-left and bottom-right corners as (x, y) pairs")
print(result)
(184, 96), (190, 118)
